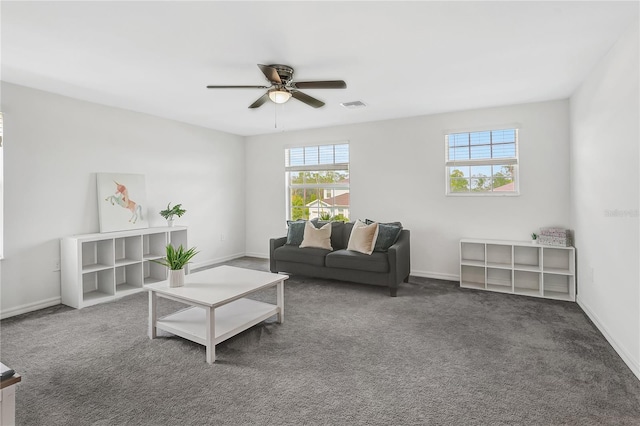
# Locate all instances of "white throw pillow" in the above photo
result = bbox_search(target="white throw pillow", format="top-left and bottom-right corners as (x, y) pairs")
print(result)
(347, 220), (379, 255)
(299, 221), (333, 250)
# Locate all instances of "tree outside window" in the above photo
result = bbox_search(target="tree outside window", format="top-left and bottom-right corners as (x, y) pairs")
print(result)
(286, 144), (350, 221)
(445, 129), (519, 195)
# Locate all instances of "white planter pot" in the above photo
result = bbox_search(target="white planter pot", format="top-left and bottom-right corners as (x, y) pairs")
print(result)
(167, 219), (175, 227)
(169, 269), (185, 287)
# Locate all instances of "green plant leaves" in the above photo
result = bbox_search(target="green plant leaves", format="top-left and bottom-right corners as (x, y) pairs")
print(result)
(152, 244), (198, 270)
(159, 203), (187, 220)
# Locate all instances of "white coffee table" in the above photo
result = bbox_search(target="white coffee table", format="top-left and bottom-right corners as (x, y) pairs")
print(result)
(144, 265), (288, 363)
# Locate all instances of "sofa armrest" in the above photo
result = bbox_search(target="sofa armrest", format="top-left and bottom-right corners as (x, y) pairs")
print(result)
(387, 229), (411, 291)
(269, 236), (287, 272)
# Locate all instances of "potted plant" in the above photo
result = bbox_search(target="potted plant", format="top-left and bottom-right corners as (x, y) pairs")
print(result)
(159, 203), (186, 227)
(531, 232), (538, 244)
(153, 244), (199, 287)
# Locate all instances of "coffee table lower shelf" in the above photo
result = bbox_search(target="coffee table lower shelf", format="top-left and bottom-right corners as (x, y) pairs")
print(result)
(146, 265), (287, 363)
(156, 298), (278, 347)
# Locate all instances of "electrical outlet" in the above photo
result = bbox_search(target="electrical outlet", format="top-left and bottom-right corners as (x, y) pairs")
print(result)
(54, 261), (61, 272)
(220, 233), (226, 241)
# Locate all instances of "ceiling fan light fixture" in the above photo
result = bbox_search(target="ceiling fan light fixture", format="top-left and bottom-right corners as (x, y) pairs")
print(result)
(207, 64), (345, 109)
(268, 89), (292, 104)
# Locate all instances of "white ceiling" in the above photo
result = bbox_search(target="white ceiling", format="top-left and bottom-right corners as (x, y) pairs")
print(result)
(2, 1), (638, 136)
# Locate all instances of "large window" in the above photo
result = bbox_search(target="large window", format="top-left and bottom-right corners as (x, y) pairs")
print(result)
(445, 128), (519, 195)
(285, 143), (349, 221)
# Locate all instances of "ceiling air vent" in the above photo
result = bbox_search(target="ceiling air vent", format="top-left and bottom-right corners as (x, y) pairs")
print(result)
(340, 101), (367, 109)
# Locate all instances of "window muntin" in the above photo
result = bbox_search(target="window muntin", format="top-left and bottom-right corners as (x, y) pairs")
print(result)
(285, 143), (349, 221)
(446, 129), (518, 195)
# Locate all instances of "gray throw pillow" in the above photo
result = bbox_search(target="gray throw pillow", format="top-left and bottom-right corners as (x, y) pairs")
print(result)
(286, 220), (307, 245)
(365, 219), (403, 252)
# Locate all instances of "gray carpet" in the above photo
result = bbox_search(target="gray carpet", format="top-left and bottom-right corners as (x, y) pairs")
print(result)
(1, 257), (639, 425)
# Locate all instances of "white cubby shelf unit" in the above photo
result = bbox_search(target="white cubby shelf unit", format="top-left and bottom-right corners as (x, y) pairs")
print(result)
(459, 239), (575, 302)
(61, 226), (188, 309)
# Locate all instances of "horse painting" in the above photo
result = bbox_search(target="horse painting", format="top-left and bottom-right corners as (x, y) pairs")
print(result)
(105, 181), (143, 223)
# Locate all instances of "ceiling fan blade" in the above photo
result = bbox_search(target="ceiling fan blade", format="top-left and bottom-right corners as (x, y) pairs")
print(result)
(206, 85), (269, 89)
(291, 91), (325, 108)
(258, 64), (282, 84)
(248, 93), (270, 109)
(291, 80), (347, 90)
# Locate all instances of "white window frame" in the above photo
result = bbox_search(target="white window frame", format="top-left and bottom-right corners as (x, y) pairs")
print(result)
(445, 127), (520, 196)
(285, 142), (350, 221)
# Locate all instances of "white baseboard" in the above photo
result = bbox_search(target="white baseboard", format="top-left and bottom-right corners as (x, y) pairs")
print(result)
(411, 269), (459, 282)
(1, 252), (266, 319)
(190, 252), (247, 271)
(577, 295), (640, 381)
(244, 252), (268, 259)
(238, 256), (460, 281)
(1, 296), (61, 320)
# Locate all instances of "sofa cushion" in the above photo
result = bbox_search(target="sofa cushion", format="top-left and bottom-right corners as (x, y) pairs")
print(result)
(347, 220), (379, 255)
(300, 221), (332, 250)
(286, 220), (307, 246)
(313, 221), (346, 250)
(342, 222), (355, 248)
(273, 245), (329, 267)
(365, 219), (403, 228)
(365, 219), (404, 252)
(326, 249), (390, 273)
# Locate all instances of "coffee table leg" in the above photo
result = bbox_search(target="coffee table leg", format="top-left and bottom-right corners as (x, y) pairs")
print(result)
(277, 280), (284, 323)
(148, 291), (157, 339)
(205, 307), (215, 364)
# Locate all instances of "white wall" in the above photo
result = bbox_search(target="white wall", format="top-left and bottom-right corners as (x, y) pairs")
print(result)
(570, 20), (640, 379)
(0, 82), (246, 318)
(245, 100), (571, 280)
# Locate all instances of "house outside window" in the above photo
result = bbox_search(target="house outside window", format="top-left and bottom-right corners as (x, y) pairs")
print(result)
(445, 128), (519, 195)
(285, 143), (349, 221)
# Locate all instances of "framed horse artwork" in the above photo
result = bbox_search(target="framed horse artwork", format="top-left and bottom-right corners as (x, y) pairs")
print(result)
(97, 173), (150, 233)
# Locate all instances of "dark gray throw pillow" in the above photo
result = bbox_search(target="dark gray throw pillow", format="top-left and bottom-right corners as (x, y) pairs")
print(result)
(286, 220), (307, 245)
(365, 219), (403, 252)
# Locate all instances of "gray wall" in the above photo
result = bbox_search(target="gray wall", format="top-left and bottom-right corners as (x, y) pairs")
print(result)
(0, 82), (246, 317)
(244, 99), (571, 280)
(570, 20), (640, 379)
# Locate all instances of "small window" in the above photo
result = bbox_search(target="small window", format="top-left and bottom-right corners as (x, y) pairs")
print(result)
(445, 128), (519, 195)
(285, 143), (350, 221)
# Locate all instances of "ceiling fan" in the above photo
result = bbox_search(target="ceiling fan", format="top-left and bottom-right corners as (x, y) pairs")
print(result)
(206, 64), (347, 109)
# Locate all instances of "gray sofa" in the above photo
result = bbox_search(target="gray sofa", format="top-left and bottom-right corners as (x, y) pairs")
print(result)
(269, 221), (410, 297)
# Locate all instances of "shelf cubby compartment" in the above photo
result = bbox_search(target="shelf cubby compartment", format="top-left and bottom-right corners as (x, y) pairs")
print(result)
(486, 244), (512, 269)
(460, 242), (485, 266)
(62, 227), (188, 309)
(82, 269), (115, 304)
(143, 233), (167, 260)
(514, 245), (541, 272)
(542, 247), (574, 274)
(115, 236), (143, 266)
(460, 265), (485, 290)
(115, 263), (144, 294)
(81, 240), (114, 272)
(459, 239), (574, 302)
(169, 229), (188, 249)
(144, 260), (167, 284)
(514, 270), (541, 297)
(543, 274), (574, 301)
(487, 268), (512, 293)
